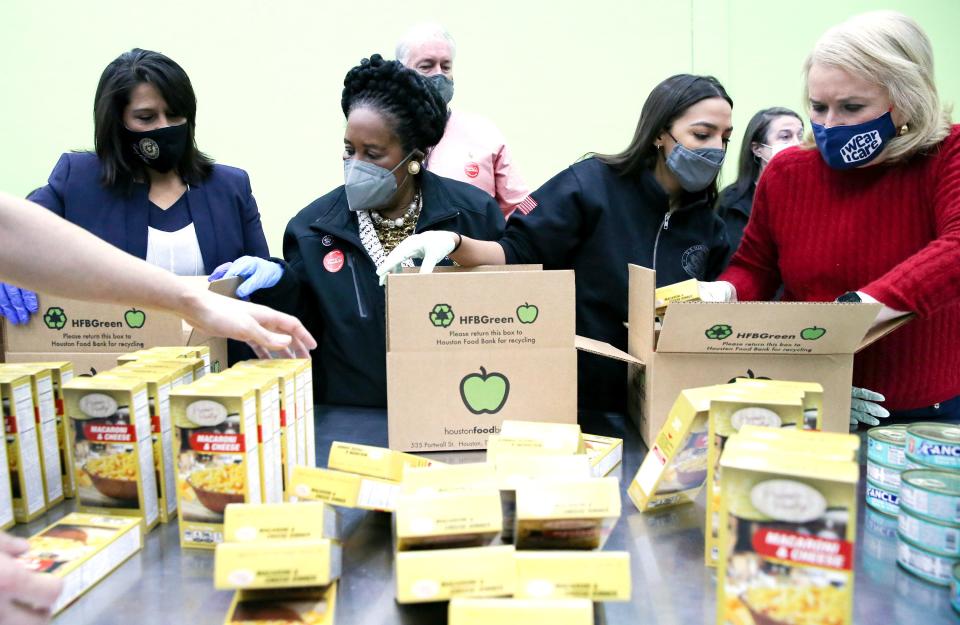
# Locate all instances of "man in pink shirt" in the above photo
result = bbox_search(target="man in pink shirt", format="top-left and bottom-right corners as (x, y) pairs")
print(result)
(397, 23), (530, 219)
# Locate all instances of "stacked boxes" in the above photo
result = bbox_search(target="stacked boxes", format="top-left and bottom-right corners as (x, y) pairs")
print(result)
(0, 371), (41, 524)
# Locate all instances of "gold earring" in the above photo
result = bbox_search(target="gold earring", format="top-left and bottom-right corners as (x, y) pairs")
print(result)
(899, 124), (910, 136)
(408, 160), (421, 175)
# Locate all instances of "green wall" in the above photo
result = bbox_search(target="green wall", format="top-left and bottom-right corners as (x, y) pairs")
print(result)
(1, 1), (956, 254)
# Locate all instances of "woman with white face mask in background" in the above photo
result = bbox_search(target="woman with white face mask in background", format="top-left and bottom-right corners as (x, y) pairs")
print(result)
(716, 107), (803, 259)
(709, 11), (960, 430)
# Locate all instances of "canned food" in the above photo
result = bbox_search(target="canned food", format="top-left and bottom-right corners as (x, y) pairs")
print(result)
(866, 457), (902, 490)
(865, 479), (899, 516)
(899, 507), (960, 557)
(901, 469), (960, 525)
(867, 425), (907, 468)
(897, 534), (959, 585)
(906, 423), (960, 470)
(905, 454), (928, 470)
(952, 562), (960, 614)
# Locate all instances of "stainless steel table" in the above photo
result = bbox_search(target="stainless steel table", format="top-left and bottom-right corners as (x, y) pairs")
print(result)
(14, 406), (959, 624)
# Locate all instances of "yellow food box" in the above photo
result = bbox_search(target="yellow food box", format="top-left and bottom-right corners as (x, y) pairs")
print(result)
(401, 461), (498, 495)
(120, 359), (196, 387)
(655, 278), (701, 316)
(706, 391), (806, 567)
(498, 419), (584, 454)
(448, 598), (593, 625)
(119, 351), (207, 380)
(493, 454), (591, 543)
(733, 378), (825, 430)
(717, 441), (858, 625)
(0, 371), (45, 523)
(514, 550), (631, 601)
(96, 367), (179, 523)
(223, 583), (337, 625)
(395, 545), (516, 604)
(327, 441), (442, 482)
(214, 538), (342, 589)
(244, 359), (314, 467)
(170, 378), (261, 549)
(135, 345), (212, 375)
(395, 489), (503, 550)
(736, 424), (861, 456)
(63, 376), (159, 531)
(514, 477), (621, 550)
(583, 433), (624, 477)
(17, 513), (143, 615)
(224, 501), (340, 543)
(287, 466), (398, 512)
(3, 364), (64, 507)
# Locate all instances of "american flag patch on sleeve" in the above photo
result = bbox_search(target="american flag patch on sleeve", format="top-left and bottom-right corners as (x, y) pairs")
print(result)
(515, 195), (538, 215)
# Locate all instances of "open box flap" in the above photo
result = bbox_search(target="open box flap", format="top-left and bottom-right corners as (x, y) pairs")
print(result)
(181, 276), (240, 345)
(656, 301), (881, 354)
(856, 313), (914, 353)
(575, 335), (644, 366)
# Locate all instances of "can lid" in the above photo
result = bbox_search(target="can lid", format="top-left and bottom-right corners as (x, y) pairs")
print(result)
(867, 456), (903, 471)
(899, 502), (960, 529)
(902, 469), (960, 497)
(869, 426), (908, 446)
(907, 423), (960, 445)
(898, 531), (955, 558)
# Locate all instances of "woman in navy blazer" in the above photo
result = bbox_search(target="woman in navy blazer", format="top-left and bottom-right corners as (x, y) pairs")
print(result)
(0, 48), (269, 325)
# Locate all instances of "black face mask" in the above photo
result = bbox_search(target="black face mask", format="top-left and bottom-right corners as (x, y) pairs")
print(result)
(123, 123), (189, 173)
(426, 74), (454, 105)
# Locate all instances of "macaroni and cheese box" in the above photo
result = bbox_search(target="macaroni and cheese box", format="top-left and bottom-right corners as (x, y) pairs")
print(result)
(17, 513), (143, 615)
(717, 441), (859, 625)
(224, 501), (340, 543)
(514, 550), (631, 601)
(327, 441), (441, 482)
(171, 379), (261, 549)
(223, 583), (337, 625)
(514, 477), (621, 550)
(395, 490), (503, 550)
(3, 364), (63, 506)
(0, 371), (45, 523)
(119, 352), (206, 381)
(448, 598), (593, 625)
(287, 466), (398, 512)
(735, 424), (861, 456)
(395, 545), (516, 604)
(63, 376), (159, 531)
(246, 359), (314, 467)
(96, 367), (178, 523)
(732, 378), (825, 430)
(655, 278), (700, 316)
(401, 462), (498, 495)
(498, 420), (584, 454)
(120, 359), (196, 387)
(583, 433), (624, 477)
(119, 345), (212, 375)
(214, 539), (342, 589)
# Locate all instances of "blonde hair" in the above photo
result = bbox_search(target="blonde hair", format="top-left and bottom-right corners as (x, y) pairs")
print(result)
(802, 11), (952, 163)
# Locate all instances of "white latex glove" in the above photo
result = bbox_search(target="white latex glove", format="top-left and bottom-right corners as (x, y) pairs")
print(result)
(855, 291), (911, 326)
(698, 281), (737, 302)
(850, 386), (890, 429)
(376, 231), (458, 286)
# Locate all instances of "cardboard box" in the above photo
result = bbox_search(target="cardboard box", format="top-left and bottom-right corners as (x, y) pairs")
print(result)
(327, 441), (441, 482)
(385, 268), (578, 452)
(583, 433), (624, 477)
(223, 583), (337, 625)
(1, 277), (237, 374)
(448, 598), (593, 625)
(224, 501), (340, 543)
(514, 477), (621, 550)
(514, 551), (631, 601)
(717, 440), (858, 625)
(605, 266), (910, 445)
(0, 364), (64, 507)
(395, 490), (503, 550)
(63, 376), (159, 531)
(17, 513), (142, 615)
(287, 466), (398, 512)
(394, 545), (515, 604)
(401, 462), (498, 495)
(214, 539), (342, 589)
(171, 379), (261, 549)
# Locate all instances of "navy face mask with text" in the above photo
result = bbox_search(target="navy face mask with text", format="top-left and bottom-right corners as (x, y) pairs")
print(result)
(811, 110), (897, 170)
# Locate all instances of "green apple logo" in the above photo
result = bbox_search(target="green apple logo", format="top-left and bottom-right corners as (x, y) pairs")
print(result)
(125, 308), (146, 329)
(429, 303), (454, 328)
(800, 326), (826, 341)
(459, 367), (510, 415)
(516, 303), (539, 324)
(43, 307), (67, 330)
(705, 324), (732, 340)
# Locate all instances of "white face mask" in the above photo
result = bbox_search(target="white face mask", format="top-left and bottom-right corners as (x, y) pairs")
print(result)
(759, 141), (800, 164)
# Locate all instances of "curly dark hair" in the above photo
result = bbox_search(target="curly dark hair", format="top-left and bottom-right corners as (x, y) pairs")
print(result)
(341, 54), (449, 154)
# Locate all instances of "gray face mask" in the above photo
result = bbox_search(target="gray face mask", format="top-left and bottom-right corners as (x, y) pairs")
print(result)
(664, 132), (726, 193)
(343, 152), (415, 212)
(426, 74), (454, 105)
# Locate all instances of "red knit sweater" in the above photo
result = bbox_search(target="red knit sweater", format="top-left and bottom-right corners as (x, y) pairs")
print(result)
(722, 125), (960, 411)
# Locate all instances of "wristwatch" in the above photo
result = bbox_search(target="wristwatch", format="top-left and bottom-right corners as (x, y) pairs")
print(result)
(836, 291), (862, 303)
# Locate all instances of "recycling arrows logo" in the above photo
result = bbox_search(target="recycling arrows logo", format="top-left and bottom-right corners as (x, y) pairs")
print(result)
(429, 303), (454, 328)
(705, 324), (732, 340)
(43, 307), (67, 330)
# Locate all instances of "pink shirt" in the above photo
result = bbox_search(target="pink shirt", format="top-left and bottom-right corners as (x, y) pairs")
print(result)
(425, 108), (529, 219)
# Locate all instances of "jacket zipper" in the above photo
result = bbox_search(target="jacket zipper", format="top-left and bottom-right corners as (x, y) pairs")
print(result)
(345, 252), (368, 319)
(651, 211), (671, 272)
(416, 210), (460, 233)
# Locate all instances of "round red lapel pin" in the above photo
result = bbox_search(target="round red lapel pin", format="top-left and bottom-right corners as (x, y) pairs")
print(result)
(323, 249), (344, 272)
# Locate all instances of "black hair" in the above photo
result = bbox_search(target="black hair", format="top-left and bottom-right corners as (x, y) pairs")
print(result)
(725, 107), (803, 201)
(93, 48), (213, 192)
(341, 54), (449, 155)
(597, 74), (733, 206)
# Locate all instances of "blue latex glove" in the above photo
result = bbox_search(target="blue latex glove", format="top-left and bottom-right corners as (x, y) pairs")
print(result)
(208, 257), (283, 299)
(0, 283), (39, 325)
(850, 386), (890, 429)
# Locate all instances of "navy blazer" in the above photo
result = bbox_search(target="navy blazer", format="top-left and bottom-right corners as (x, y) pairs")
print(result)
(28, 152), (270, 272)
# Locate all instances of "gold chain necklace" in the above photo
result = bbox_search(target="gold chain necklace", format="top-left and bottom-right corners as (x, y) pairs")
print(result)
(373, 191), (421, 255)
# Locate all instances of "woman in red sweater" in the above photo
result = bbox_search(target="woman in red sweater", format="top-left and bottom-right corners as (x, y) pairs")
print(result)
(715, 10), (960, 429)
